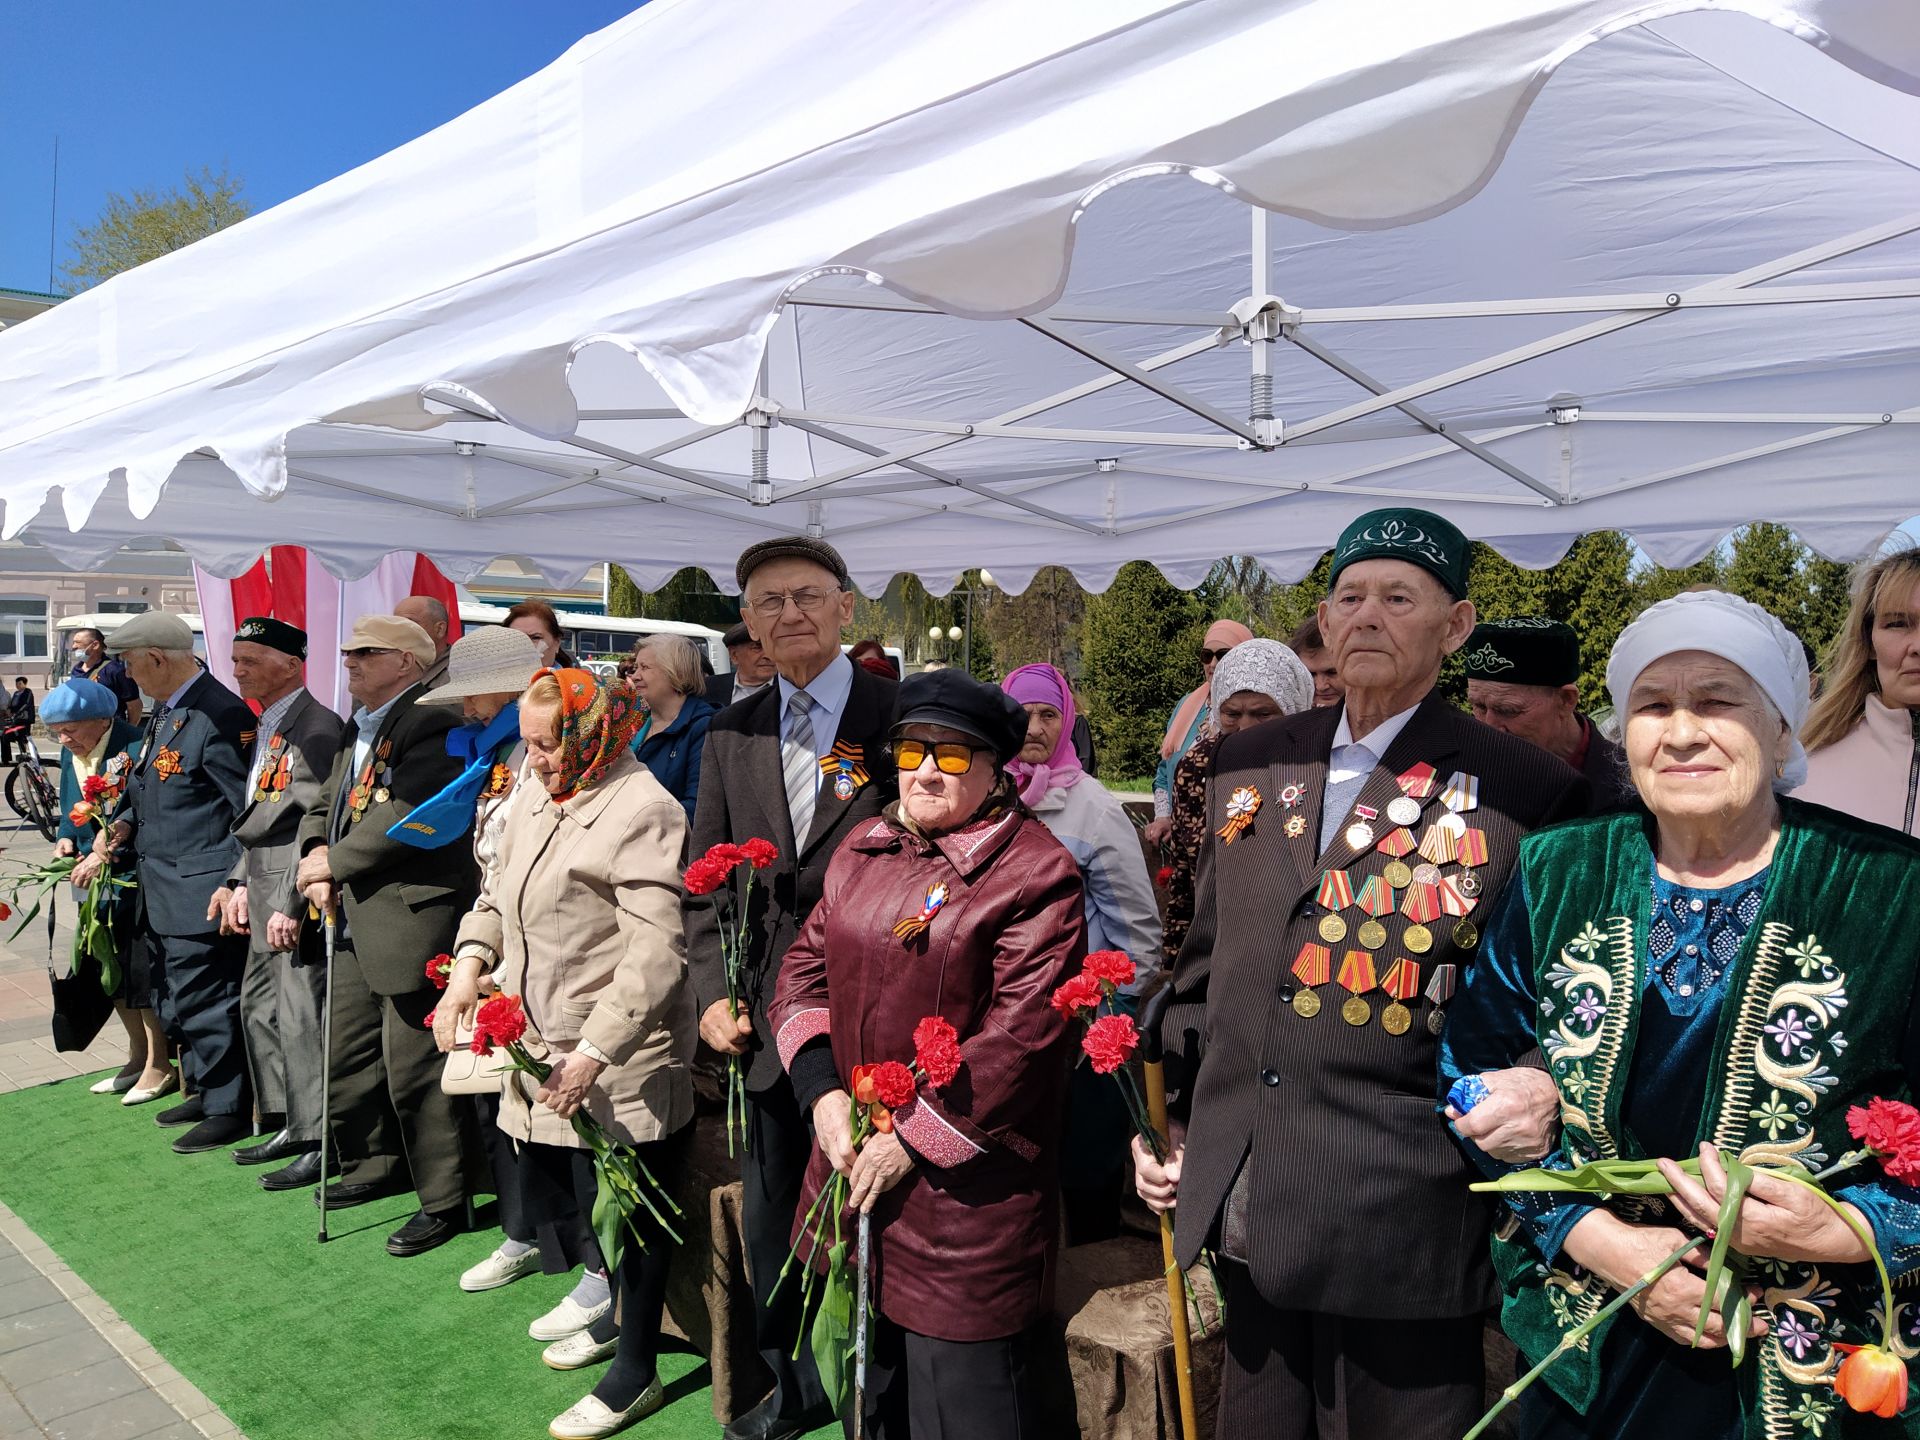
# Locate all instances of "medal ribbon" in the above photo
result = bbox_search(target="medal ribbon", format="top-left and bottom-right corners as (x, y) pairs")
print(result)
(1315, 869), (1355, 911)
(1424, 962), (1458, 1006)
(1400, 880), (1441, 923)
(1291, 943), (1332, 987)
(1417, 823), (1459, 865)
(1382, 957), (1421, 1001)
(1455, 827), (1489, 868)
(1375, 827), (1416, 858)
(1396, 762), (1437, 799)
(1216, 785), (1262, 845)
(891, 881), (951, 941)
(1353, 803), (1380, 824)
(1437, 877), (1476, 918)
(1353, 875), (1395, 918)
(1441, 771), (1480, 813)
(1336, 949), (1377, 995)
(818, 740), (870, 790)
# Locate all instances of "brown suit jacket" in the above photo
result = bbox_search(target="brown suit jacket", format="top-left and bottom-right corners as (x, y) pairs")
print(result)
(684, 660), (898, 1090)
(1166, 691), (1588, 1319)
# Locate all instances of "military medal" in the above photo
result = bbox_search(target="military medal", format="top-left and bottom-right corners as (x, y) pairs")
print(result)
(1396, 761), (1437, 799)
(1382, 859), (1414, 890)
(1411, 861), (1442, 887)
(1440, 771), (1480, 813)
(1357, 918), (1388, 950)
(1337, 948), (1376, 1026)
(373, 787), (391, 804)
(1354, 874), (1394, 918)
(1403, 923), (1434, 954)
(1385, 795), (1422, 828)
(1316, 870), (1354, 911)
(1381, 957), (1421, 1035)
(1284, 814), (1307, 838)
(819, 741), (870, 804)
(1318, 912), (1348, 944)
(1434, 810), (1468, 840)
(891, 881), (950, 941)
(1400, 879), (1441, 925)
(1455, 871), (1483, 899)
(1437, 876), (1476, 917)
(1417, 822), (1458, 865)
(1278, 783), (1307, 809)
(1452, 919), (1480, 950)
(1344, 804), (1379, 851)
(1455, 827), (1489, 868)
(1375, 827), (1416, 858)
(1217, 785), (1262, 844)
(1425, 962), (1458, 1035)
(480, 762), (515, 800)
(1291, 944), (1331, 1018)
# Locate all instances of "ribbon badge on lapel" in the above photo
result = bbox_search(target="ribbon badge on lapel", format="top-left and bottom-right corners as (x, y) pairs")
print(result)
(1216, 785), (1261, 845)
(818, 740), (869, 802)
(892, 881), (950, 942)
(480, 761), (515, 800)
(152, 747), (183, 780)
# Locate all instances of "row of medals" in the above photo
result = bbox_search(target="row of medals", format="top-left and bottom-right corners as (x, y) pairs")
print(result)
(1297, 784), (1483, 1036)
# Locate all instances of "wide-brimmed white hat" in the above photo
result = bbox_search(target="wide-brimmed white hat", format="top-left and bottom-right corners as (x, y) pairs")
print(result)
(419, 625), (543, 705)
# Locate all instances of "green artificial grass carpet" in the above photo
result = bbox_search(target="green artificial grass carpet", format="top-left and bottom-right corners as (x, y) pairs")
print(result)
(0, 1072), (725, 1440)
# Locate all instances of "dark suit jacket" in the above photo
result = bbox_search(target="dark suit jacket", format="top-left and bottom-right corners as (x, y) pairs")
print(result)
(1166, 692), (1588, 1319)
(1581, 720), (1640, 814)
(297, 684), (474, 995)
(114, 673), (254, 938)
(684, 663), (898, 1090)
(229, 690), (347, 924)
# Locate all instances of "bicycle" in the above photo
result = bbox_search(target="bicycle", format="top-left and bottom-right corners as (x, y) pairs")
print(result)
(5, 733), (61, 842)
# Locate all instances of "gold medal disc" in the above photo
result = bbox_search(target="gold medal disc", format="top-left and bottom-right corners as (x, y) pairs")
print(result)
(1451, 920), (1480, 950)
(373, 787), (391, 805)
(1356, 919), (1388, 950)
(1382, 860), (1414, 890)
(1381, 1002), (1412, 1035)
(1293, 989), (1322, 1018)
(1403, 923), (1434, 955)
(1317, 913), (1348, 944)
(1341, 994), (1370, 1026)
(1344, 821), (1375, 850)
(1426, 1006), (1447, 1035)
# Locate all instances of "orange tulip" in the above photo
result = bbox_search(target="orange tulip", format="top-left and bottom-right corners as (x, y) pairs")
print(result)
(851, 1065), (877, 1108)
(871, 1104), (893, 1134)
(1834, 1345), (1909, 1418)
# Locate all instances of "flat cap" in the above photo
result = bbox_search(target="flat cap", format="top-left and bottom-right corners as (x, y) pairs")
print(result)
(722, 621), (756, 649)
(233, 615), (307, 660)
(892, 669), (1028, 766)
(735, 535), (850, 592)
(343, 615), (436, 670)
(1462, 618), (1581, 688)
(104, 611), (195, 654)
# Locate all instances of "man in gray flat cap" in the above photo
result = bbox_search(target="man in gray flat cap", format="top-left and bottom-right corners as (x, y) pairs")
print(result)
(88, 611), (257, 1156)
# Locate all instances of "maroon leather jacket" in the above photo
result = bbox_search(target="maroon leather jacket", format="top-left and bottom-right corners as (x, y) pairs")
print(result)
(770, 801), (1085, 1342)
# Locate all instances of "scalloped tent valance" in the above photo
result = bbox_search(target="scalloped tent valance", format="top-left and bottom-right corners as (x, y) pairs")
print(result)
(2, 0), (1918, 595)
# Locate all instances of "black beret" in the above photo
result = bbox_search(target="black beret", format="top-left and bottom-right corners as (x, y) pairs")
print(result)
(722, 621), (756, 649)
(892, 670), (1029, 766)
(1462, 619), (1579, 688)
(735, 535), (850, 592)
(233, 615), (308, 661)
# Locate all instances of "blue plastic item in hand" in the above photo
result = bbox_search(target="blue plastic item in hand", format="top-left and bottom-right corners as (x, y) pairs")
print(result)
(1447, 1074), (1490, 1114)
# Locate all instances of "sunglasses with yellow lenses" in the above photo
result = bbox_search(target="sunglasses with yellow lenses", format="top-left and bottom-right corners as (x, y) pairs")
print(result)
(893, 739), (982, 775)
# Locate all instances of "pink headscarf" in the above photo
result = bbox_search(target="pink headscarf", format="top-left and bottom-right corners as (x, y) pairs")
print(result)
(1002, 663), (1084, 805)
(1160, 619), (1254, 760)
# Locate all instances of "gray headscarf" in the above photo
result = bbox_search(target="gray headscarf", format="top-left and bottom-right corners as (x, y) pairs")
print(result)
(1210, 639), (1314, 726)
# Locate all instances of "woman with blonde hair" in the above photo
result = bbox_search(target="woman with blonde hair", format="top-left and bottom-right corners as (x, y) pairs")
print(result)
(1798, 546), (1920, 835)
(626, 634), (714, 818)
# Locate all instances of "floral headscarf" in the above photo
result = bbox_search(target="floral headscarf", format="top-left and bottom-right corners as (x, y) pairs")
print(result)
(533, 667), (645, 802)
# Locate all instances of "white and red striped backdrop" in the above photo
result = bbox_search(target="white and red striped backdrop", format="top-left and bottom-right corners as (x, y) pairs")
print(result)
(193, 549), (462, 717)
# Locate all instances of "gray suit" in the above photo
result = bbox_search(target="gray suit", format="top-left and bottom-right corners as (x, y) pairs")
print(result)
(228, 690), (346, 1140)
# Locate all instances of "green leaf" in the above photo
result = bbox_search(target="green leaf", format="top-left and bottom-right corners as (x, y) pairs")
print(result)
(810, 1242), (853, 1416)
(1470, 1157), (1702, 1196)
(1692, 1156), (1754, 1348)
(590, 1164), (626, 1278)
(1725, 1288), (1752, 1369)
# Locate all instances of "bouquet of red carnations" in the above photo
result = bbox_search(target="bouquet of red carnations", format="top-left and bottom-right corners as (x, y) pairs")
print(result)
(683, 837), (779, 1155)
(4, 772), (133, 994)
(1050, 950), (1164, 1157)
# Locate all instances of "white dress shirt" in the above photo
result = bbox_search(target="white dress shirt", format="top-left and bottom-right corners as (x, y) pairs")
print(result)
(1319, 700), (1423, 851)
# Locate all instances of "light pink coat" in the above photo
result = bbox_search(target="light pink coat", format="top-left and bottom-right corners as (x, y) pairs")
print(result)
(1798, 693), (1920, 837)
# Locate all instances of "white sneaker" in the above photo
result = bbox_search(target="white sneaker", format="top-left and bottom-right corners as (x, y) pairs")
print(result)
(459, 1245), (542, 1293)
(541, 1328), (619, 1372)
(529, 1292), (612, 1342)
(548, 1378), (663, 1439)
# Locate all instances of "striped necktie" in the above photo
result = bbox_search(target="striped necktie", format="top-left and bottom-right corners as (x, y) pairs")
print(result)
(782, 690), (818, 847)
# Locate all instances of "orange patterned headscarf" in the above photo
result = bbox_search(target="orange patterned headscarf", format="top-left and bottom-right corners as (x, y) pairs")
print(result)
(533, 667), (645, 802)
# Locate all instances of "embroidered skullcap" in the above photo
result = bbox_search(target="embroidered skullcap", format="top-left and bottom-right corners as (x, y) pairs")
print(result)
(1462, 619), (1579, 688)
(1606, 589), (1810, 792)
(41, 679), (117, 723)
(1209, 640), (1314, 719)
(1329, 508), (1471, 600)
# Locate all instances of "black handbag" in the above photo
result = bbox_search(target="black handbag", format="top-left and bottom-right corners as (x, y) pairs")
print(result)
(47, 893), (112, 1053)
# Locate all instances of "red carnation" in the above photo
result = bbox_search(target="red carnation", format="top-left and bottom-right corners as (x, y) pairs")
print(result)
(740, 837), (778, 870)
(682, 857), (727, 896)
(1082, 1014), (1140, 1075)
(1154, 865), (1173, 888)
(1050, 973), (1102, 1020)
(1083, 950), (1137, 991)
(1848, 1097), (1920, 1181)
(911, 1016), (962, 1088)
(870, 1060), (918, 1110)
(706, 842), (746, 869)
(474, 993), (528, 1049)
(425, 953), (453, 990)
(469, 1031), (494, 1056)
(0, 903), (11, 922)
(81, 775), (109, 803)
(422, 1008), (437, 1030)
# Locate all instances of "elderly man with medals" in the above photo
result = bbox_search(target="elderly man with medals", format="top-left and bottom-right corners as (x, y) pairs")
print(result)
(1464, 618), (1638, 813)
(1133, 507), (1590, 1440)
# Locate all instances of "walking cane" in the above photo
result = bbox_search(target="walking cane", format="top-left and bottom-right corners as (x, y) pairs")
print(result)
(1138, 985), (1199, 1440)
(853, 1210), (871, 1440)
(316, 905), (336, 1244)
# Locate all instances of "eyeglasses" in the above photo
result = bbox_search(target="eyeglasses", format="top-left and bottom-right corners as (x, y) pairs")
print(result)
(893, 739), (984, 775)
(341, 647), (397, 660)
(746, 587), (840, 619)
(1200, 647), (1236, 663)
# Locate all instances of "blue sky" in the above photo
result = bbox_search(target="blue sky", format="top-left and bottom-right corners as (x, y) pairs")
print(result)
(2, 1), (639, 290)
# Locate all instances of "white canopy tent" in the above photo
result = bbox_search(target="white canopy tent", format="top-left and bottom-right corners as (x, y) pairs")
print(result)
(2, 0), (1918, 595)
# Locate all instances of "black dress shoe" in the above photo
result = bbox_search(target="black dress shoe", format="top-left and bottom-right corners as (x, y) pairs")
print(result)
(312, 1179), (403, 1212)
(154, 1097), (206, 1129)
(172, 1115), (252, 1154)
(385, 1208), (464, 1258)
(233, 1131), (317, 1167)
(722, 1395), (833, 1440)
(260, 1151), (337, 1192)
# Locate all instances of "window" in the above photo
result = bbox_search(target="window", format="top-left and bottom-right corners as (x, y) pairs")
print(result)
(0, 599), (48, 660)
(96, 600), (150, 614)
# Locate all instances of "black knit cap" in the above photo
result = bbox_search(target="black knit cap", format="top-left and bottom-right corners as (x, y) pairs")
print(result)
(892, 670), (1029, 766)
(232, 615), (308, 661)
(1461, 618), (1580, 687)
(734, 535), (850, 592)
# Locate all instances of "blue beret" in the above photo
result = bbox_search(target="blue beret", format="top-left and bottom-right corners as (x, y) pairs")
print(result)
(42, 679), (117, 723)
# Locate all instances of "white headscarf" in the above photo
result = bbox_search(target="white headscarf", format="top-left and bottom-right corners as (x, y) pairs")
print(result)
(1210, 639), (1314, 725)
(1605, 590), (1810, 792)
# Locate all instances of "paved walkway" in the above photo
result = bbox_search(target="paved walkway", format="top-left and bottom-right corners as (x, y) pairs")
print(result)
(0, 813), (245, 1440)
